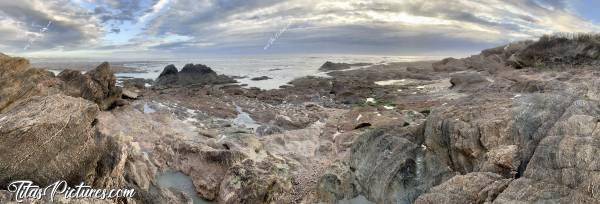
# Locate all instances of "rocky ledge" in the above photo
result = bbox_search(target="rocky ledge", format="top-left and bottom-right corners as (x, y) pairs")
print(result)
(2, 34), (600, 204)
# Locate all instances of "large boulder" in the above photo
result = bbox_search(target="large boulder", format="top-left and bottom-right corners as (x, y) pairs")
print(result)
(449, 72), (491, 92)
(0, 54), (62, 113)
(154, 64), (237, 89)
(0, 94), (103, 186)
(350, 128), (455, 203)
(58, 62), (123, 110)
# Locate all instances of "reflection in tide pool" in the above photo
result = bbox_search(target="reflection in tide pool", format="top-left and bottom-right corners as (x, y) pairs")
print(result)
(143, 103), (156, 113)
(233, 105), (260, 130)
(339, 195), (374, 204)
(157, 170), (213, 204)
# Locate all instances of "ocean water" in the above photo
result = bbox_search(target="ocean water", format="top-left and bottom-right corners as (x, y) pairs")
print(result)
(37, 55), (439, 90)
(157, 170), (213, 204)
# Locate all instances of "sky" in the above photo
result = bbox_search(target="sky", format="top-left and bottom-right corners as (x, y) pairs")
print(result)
(1, 0), (600, 59)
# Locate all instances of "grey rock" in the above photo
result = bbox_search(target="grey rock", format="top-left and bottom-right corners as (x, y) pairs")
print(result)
(348, 127), (455, 204)
(250, 76), (272, 81)
(58, 62), (123, 110)
(154, 64), (237, 89)
(319, 61), (371, 71)
(415, 172), (511, 204)
(122, 89), (139, 99)
(0, 94), (103, 186)
(0, 55), (62, 113)
(449, 72), (490, 92)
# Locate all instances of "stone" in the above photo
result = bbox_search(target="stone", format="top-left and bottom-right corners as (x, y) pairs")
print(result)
(449, 72), (490, 92)
(154, 64), (237, 89)
(414, 172), (511, 204)
(58, 62), (123, 110)
(0, 54), (62, 113)
(250, 76), (272, 81)
(319, 61), (371, 71)
(0, 94), (102, 186)
(122, 89), (139, 99)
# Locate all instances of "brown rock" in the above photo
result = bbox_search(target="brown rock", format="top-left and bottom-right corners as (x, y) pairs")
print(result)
(0, 54), (62, 113)
(58, 62), (122, 110)
(0, 94), (102, 186)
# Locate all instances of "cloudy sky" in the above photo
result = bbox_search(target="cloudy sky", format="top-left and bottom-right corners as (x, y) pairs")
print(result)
(1, 0), (600, 59)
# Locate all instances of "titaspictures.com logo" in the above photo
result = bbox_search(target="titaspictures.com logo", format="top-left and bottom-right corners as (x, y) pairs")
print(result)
(7, 180), (135, 202)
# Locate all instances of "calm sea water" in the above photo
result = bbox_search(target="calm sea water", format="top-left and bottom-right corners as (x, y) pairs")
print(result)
(35, 55), (439, 90)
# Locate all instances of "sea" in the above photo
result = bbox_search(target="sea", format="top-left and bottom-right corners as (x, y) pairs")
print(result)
(33, 55), (441, 90)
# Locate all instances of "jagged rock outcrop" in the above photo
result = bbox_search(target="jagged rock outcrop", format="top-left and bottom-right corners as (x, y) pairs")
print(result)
(0, 94), (103, 186)
(509, 34), (600, 68)
(319, 61), (371, 71)
(154, 64), (237, 89)
(0, 54), (62, 113)
(58, 62), (123, 110)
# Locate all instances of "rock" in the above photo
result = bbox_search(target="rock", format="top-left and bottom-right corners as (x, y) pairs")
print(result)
(510, 34), (600, 68)
(320, 61), (351, 71)
(154, 64), (237, 89)
(122, 89), (139, 99)
(0, 94), (103, 186)
(414, 172), (512, 204)
(250, 76), (272, 81)
(319, 61), (371, 71)
(217, 159), (293, 203)
(342, 127), (455, 204)
(121, 78), (148, 89)
(449, 72), (490, 92)
(432, 58), (468, 72)
(0, 54), (62, 113)
(315, 161), (358, 203)
(58, 62), (123, 110)
(255, 125), (283, 136)
(156, 64), (179, 86)
(494, 178), (596, 203)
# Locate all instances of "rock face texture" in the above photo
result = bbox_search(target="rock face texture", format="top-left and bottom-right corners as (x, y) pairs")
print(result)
(0, 94), (102, 186)
(58, 62), (123, 110)
(154, 64), (237, 88)
(0, 55), (62, 113)
(509, 34), (600, 68)
(415, 172), (512, 204)
(449, 72), (491, 92)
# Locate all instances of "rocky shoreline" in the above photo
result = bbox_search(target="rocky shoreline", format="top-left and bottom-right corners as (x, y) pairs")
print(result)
(2, 35), (600, 203)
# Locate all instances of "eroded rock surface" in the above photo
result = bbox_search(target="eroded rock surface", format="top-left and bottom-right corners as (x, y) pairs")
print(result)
(0, 94), (101, 186)
(58, 62), (123, 110)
